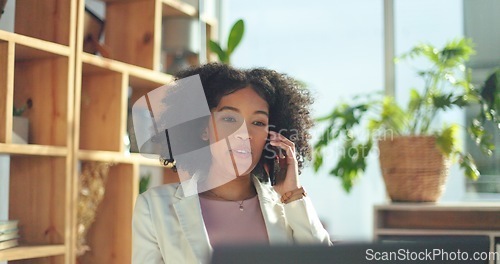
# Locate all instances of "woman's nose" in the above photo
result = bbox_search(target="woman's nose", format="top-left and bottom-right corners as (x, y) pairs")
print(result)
(233, 122), (252, 140)
(234, 129), (252, 140)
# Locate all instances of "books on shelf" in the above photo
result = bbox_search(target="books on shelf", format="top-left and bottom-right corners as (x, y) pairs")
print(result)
(0, 220), (19, 251)
(0, 220), (18, 232)
(0, 229), (19, 242)
(0, 239), (18, 251)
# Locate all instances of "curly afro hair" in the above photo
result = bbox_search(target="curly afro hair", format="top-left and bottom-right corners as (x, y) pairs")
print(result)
(164, 63), (314, 180)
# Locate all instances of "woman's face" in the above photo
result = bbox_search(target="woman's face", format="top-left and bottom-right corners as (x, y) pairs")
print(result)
(203, 86), (269, 179)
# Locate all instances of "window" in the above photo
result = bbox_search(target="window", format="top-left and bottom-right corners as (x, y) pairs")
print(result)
(463, 0), (500, 195)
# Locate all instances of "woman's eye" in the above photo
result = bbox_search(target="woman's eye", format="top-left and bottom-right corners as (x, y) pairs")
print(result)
(222, 116), (236, 122)
(253, 121), (267, 127)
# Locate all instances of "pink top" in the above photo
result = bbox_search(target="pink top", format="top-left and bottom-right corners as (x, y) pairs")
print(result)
(199, 194), (269, 248)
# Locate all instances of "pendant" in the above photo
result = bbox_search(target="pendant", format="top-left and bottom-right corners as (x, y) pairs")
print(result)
(239, 205), (244, 211)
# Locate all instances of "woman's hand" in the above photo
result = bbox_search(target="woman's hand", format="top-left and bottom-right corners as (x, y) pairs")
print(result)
(268, 130), (301, 196)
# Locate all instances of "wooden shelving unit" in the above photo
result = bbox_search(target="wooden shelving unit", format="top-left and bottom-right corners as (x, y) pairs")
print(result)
(1, 0), (217, 263)
(0, 245), (66, 262)
(0, 1), (76, 263)
(162, 0), (198, 17)
(374, 203), (500, 264)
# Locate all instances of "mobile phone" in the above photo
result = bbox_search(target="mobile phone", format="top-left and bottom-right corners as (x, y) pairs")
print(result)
(263, 130), (283, 186)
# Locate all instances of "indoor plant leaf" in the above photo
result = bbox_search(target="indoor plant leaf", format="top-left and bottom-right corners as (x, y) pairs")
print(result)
(209, 40), (228, 63)
(313, 37), (498, 195)
(226, 19), (245, 58)
(435, 124), (459, 157)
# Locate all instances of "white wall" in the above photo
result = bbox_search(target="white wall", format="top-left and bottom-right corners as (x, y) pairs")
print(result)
(0, 3), (14, 262)
(0, 155), (9, 220)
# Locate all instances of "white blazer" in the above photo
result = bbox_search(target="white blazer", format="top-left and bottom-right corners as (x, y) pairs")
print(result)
(132, 174), (332, 264)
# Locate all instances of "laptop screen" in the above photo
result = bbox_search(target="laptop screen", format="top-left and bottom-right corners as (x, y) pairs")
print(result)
(211, 236), (491, 263)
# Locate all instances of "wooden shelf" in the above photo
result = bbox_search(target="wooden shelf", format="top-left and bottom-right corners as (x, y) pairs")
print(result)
(374, 204), (500, 264)
(376, 206), (500, 230)
(376, 228), (500, 237)
(78, 150), (166, 167)
(375, 202), (500, 211)
(0, 244), (66, 261)
(79, 150), (130, 163)
(128, 65), (173, 89)
(82, 53), (173, 87)
(13, 1), (73, 46)
(0, 31), (71, 58)
(162, 0), (198, 17)
(0, 143), (67, 156)
(0, 1), (75, 264)
(1, 0), (216, 262)
(78, 163), (136, 264)
(13, 52), (70, 147)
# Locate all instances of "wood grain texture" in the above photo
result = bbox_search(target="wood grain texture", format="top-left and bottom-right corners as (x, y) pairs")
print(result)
(8, 255), (65, 264)
(118, 73), (129, 153)
(79, 72), (123, 151)
(0, 41), (11, 143)
(374, 205), (500, 264)
(15, 0), (71, 46)
(381, 210), (500, 230)
(0, 144), (67, 156)
(0, 31), (71, 59)
(9, 156), (66, 245)
(106, 0), (158, 69)
(1, 0), (216, 263)
(78, 163), (134, 264)
(0, 244), (65, 262)
(14, 56), (69, 146)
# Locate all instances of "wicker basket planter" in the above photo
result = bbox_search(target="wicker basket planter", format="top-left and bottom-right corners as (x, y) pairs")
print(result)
(378, 136), (450, 202)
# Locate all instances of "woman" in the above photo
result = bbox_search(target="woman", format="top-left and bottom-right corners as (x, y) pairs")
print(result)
(132, 63), (332, 264)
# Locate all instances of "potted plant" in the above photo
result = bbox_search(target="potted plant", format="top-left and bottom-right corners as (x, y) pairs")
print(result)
(313, 38), (499, 202)
(12, 98), (32, 144)
(209, 19), (244, 65)
(139, 172), (151, 194)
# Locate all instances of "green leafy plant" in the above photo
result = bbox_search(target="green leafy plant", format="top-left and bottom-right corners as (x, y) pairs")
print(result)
(13, 98), (33, 116)
(139, 173), (151, 194)
(209, 19), (244, 65)
(313, 38), (499, 192)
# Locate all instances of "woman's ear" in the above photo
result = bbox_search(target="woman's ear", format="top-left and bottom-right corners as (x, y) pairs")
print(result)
(202, 127), (209, 141)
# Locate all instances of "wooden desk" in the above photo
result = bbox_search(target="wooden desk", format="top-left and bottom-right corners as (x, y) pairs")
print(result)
(374, 203), (500, 264)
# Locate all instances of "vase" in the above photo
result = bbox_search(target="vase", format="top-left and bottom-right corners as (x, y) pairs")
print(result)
(378, 136), (450, 202)
(12, 116), (29, 144)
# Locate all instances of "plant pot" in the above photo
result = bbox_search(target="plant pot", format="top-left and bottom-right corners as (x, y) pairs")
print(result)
(378, 136), (450, 202)
(12, 116), (29, 144)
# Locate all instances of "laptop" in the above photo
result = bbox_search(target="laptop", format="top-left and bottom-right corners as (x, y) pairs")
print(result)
(211, 236), (491, 263)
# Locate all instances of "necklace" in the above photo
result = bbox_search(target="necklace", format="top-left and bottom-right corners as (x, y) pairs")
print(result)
(207, 190), (254, 211)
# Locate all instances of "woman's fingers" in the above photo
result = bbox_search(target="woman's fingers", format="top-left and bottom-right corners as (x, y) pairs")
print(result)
(269, 131), (295, 148)
(269, 132), (294, 159)
(269, 140), (295, 163)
